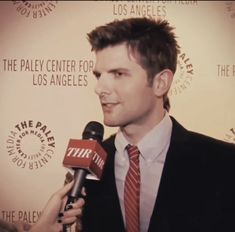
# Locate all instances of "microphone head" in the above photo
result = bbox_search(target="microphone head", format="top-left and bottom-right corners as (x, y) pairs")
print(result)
(63, 121), (107, 179)
(82, 121), (104, 142)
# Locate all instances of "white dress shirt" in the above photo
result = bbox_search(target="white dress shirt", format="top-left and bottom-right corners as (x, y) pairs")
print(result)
(114, 113), (172, 232)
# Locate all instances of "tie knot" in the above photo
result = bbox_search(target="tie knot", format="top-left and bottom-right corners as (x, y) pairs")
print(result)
(126, 144), (140, 161)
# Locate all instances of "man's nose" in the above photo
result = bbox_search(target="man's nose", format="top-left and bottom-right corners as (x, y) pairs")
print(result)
(94, 74), (111, 96)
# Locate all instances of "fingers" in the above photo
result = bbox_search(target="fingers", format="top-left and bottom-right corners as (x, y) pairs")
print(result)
(58, 208), (82, 225)
(58, 198), (85, 225)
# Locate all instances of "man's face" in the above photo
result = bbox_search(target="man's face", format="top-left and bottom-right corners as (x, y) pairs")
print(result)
(93, 43), (159, 128)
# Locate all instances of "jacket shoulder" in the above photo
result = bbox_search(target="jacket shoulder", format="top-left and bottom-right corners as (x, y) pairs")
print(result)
(171, 116), (235, 157)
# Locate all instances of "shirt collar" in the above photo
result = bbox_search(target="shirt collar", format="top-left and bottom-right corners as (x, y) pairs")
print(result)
(115, 112), (172, 163)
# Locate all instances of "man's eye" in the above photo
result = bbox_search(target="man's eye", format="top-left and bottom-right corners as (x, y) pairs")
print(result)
(93, 73), (100, 79)
(114, 71), (123, 77)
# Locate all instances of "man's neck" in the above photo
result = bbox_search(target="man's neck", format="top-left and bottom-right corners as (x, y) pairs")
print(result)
(120, 110), (165, 145)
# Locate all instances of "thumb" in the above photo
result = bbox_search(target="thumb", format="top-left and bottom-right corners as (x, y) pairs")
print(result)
(56, 180), (74, 199)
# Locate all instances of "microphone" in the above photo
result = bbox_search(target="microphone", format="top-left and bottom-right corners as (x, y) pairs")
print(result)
(62, 121), (107, 231)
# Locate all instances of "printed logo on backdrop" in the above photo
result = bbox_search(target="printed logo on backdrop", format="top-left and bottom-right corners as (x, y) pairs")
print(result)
(224, 128), (235, 144)
(225, 1), (235, 19)
(217, 64), (235, 78)
(2, 58), (92, 87)
(12, 1), (58, 19)
(1, 210), (41, 225)
(6, 120), (55, 170)
(112, 1), (167, 18)
(169, 51), (194, 96)
(112, 1), (198, 18)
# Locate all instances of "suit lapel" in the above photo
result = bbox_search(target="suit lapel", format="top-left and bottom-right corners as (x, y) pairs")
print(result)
(102, 135), (126, 231)
(148, 117), (192, 231)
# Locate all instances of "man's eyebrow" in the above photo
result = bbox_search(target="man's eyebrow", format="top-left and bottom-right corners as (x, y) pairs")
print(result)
(92, 68), (130, 77)
(108, 68), (130, 73)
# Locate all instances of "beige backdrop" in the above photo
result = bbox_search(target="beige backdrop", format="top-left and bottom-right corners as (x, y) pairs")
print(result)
(0, 0), (235, 225)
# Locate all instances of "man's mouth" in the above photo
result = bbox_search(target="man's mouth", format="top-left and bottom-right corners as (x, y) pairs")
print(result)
(101, 102), (118, 111)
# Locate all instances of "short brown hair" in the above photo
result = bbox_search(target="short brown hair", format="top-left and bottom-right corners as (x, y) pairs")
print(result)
(87, 17), (180, 111)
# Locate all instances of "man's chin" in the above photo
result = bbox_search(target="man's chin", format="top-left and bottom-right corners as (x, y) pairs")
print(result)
(103, 119), (119, 127)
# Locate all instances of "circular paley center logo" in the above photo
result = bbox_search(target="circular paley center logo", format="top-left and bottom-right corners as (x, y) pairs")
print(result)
(224, 128), (235, 144)
(169, 51), (194, 96)
(12, 1), (58, 19)
(6, 120), (55, 170)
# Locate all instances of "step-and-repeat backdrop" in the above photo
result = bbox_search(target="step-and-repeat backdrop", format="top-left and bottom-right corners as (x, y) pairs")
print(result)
(0, 0), (235, 226)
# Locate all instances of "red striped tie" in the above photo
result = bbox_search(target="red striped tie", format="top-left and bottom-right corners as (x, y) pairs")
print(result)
(124, 144), (140, 232)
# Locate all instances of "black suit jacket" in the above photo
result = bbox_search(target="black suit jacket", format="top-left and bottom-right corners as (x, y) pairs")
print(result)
(82, 118), (235, 232)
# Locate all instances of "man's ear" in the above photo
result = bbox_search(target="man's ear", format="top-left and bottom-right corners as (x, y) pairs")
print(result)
(153, 69), (173, 97)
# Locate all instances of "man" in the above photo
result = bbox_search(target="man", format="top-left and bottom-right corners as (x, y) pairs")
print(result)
(81, 17), (235, 232)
